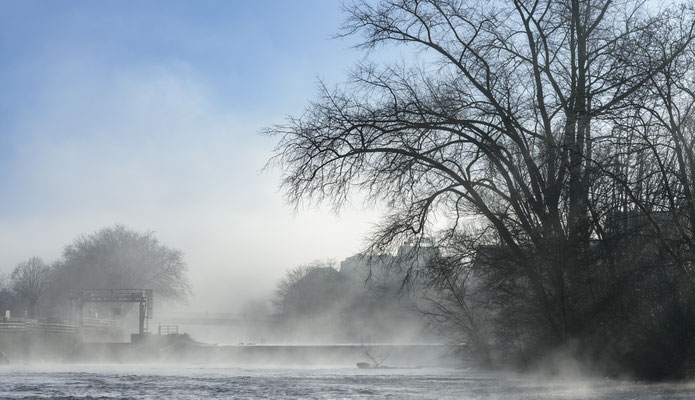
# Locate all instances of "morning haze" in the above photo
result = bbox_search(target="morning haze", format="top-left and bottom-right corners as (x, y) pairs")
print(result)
(0, 1), (378, 313)
(3, 0), (695, 398)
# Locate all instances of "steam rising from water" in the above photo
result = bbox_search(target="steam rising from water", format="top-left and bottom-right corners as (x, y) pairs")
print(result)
(3, 364), (695, 399)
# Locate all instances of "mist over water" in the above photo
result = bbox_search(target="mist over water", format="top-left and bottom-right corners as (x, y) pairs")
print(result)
(4, 364), (695, 400)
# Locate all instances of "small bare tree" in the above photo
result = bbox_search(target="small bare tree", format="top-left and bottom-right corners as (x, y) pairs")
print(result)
(418, 231), (496, 368)
(360, 336), (392, 367)
(11, 257), (51, 318)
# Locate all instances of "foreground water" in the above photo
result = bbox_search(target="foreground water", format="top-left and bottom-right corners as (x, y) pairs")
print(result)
(3, 364), (695, 399)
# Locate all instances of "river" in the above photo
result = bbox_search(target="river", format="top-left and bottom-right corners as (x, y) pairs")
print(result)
(3, 364), (695, 399)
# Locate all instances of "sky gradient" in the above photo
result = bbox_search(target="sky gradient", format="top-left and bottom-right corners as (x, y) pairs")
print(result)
(0, 1), (383, 311)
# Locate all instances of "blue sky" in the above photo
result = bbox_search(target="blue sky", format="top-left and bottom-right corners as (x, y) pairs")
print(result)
(0, 1), (383, 311)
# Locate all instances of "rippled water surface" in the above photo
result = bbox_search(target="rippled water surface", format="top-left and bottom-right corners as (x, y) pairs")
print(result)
(3, 364), (695, 399)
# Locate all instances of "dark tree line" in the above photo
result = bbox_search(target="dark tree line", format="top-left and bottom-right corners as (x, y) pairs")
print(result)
(269, 0), (695, 379)
(273, 255), (426, 343)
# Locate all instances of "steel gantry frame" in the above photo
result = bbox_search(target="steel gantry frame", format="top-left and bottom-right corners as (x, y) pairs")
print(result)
(69, 289), (153, 336)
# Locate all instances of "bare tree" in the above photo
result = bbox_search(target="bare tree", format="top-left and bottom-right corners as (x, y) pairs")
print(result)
(269, 0), (695, 377)
(274, 260), (336, 307)
(273, 259), (342, 315)
(11, 257), (51, 318)
(50, 225), (191, 306)
(417, 230), (496, 367)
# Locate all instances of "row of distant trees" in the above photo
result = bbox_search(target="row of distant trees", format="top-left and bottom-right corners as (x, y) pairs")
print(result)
(273, 254), (426, 343)
(269, 0), (695, 380)
(0, 225), (190, 320)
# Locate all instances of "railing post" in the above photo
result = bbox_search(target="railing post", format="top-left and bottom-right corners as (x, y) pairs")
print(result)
(139, 299), (146, 335)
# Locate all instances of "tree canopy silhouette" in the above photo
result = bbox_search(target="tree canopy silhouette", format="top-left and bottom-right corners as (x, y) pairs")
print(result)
(52, 225), (191, 303)
(269, 0), (695, 379)
(10, 257), (51, 318)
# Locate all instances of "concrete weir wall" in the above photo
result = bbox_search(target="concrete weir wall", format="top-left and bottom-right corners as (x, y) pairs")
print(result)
(0, 330), (458, 367)
(70, 337), (456, 367)
(0, 330), (77, 362)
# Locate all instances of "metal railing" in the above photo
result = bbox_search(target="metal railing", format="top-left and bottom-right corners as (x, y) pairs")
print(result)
(158, 325), (179, 335)
(82, 318), (120, 328)
(0, 320), (78, 334)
